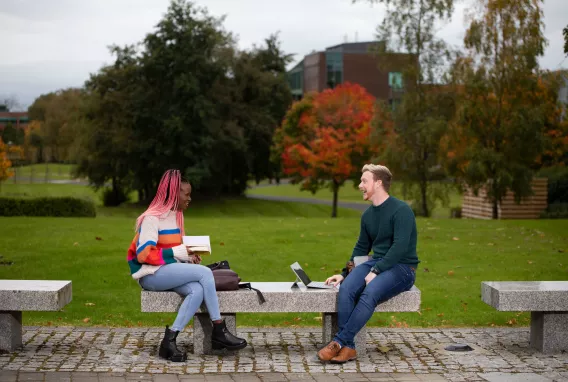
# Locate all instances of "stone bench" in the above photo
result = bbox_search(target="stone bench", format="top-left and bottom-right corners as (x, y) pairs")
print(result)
(0, 280), (72, 352)
(142, 281), (420, 355)
(481, 281), (568, 353)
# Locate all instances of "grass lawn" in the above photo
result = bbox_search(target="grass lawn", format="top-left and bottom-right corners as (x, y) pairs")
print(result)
(0, 184), (566, 329)
(247, 181), (462, 219)
(8, 163), (77, 181)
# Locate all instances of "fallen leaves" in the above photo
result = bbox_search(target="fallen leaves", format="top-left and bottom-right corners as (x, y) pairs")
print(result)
(95, 237), (103, 241)
(85, 302), (95, 306)
(452, 237), (460, 241)
(447, 270), (455, 276)
(83, 318), (90, 323)
(377, 345), (391, 353)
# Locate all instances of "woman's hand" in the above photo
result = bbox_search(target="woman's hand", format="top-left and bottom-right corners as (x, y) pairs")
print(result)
(189, 254), (202, 264)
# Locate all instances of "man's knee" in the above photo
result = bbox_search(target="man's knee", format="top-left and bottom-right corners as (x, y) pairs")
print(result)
(358, 289), (381, 309)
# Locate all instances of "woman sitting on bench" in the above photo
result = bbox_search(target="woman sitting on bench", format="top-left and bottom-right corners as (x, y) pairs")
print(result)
(126, 169), (247, 362)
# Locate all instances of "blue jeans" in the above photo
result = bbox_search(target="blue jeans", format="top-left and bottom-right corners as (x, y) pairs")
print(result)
(334, 259), (415, 349)
(139, 263), (222, 331)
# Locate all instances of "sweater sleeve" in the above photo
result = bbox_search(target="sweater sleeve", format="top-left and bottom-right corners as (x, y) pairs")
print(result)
(341, 216), (372, 277)
(137, 216), (185, 265)
(373, 205), (415, 273)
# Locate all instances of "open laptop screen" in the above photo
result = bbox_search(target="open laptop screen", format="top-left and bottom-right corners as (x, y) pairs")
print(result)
(290, 262), (312, 285)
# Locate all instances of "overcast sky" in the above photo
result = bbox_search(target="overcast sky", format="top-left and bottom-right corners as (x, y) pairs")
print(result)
(1, 0), (566, 110)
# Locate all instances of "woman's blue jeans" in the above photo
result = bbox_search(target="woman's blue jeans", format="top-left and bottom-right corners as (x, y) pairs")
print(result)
(139, 263), (221, 332)
(334, 259), (416, 349)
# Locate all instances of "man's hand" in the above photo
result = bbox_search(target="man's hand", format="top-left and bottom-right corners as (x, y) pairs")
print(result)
(325, 274), (344, 287)
(364, 271), (377, 285)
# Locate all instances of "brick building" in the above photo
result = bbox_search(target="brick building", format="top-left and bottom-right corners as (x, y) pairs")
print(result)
(0, 105), (29, 131)
(288, 41), (414, 107)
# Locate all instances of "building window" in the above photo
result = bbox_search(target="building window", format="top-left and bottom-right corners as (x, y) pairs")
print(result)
(326, 52), (343, 88)
(389, 72), (403, 89)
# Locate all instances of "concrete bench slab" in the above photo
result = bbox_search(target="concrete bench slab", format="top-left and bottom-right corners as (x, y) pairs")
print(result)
(142, 282), (420, 355)
(0, 280), (72, 352)
(482, 281), (568, 353)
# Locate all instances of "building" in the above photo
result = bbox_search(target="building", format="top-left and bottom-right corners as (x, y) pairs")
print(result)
(287, 41), (414, 107)
(0, 105), (29, 131)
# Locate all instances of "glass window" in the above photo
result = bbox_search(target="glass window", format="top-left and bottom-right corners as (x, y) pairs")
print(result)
(326, 52), (343, 88)
(389, 72), (403, 89)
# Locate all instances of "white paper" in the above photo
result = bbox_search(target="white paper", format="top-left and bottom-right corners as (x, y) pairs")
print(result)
(182, 236), (212, 253)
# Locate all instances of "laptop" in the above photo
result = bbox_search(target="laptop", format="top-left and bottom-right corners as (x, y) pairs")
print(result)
(290, 262), (334, 289)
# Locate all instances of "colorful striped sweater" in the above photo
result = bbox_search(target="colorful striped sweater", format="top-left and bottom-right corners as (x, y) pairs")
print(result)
(127, 211), (191, 280)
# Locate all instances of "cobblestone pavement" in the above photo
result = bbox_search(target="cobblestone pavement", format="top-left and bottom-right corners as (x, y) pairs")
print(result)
(0, 327), (567, 382)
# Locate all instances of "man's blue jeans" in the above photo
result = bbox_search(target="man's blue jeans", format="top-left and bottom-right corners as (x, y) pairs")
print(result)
(333, 259), (416, 349)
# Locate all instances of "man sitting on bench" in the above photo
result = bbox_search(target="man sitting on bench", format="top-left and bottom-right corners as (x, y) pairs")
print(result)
(319, 164), (420, 364)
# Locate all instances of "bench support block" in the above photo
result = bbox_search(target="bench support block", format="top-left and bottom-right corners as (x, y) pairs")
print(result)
(193, 313), (236, 355)
(322, 313), (366, 356)
(530, 311), (568, 354)
(0, 311), (22, 352)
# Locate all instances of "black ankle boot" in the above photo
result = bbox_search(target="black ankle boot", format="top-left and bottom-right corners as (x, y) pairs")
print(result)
(211, 320), (247, 351)
(158, 326), (187, 362)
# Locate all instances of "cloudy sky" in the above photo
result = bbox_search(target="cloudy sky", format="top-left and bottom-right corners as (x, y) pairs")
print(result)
(1, 0), (565, 110)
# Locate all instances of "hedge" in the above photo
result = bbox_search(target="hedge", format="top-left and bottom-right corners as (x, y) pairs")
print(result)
(0, 197), (96, 217)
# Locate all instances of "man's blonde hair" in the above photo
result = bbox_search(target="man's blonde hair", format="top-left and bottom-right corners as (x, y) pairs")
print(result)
(362, 164), (392, 192)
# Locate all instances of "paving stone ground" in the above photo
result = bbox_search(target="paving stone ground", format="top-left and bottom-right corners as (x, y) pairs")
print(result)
(0, 327), (567, 382)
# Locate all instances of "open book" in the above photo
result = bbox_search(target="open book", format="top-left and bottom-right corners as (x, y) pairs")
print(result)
(182, 236), (212, 256)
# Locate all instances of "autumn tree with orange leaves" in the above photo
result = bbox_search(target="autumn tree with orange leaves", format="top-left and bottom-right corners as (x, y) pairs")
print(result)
(445, 0), (550, 219)
(272, 83), (376, 217)
(0, 138), (14, 189)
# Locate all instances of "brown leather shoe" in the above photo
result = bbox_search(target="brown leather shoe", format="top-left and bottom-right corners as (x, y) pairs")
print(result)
(317, 341), (341, 362)
(330, 346), (357, 364)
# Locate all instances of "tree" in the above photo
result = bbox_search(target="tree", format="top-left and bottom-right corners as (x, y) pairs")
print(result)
(356, 0), (457, 217)
(1, 122), (25, 146)
(273, 83), (376, 217)
(445, 0), (548, 219)
(75, 45), (140, 205)
(564, 24), (568, 56)
(232, 34), (294, 185)
(0, 138), (13, 186)
(28, 89), (86, 163)
(0, 96), (22, 112)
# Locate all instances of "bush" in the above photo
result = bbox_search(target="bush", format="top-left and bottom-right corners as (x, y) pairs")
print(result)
(102, 187), (130, 207)
(541, 203), (568, 219)
(538, 166), (568, 204)
(0, 197), (96, 217)
(450, 207), (462, 218)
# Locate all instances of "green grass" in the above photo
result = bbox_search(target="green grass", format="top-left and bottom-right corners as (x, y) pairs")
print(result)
(247, 181), (462, 218)
(8, 163), (77, 181)
(0, 186), (566, 329)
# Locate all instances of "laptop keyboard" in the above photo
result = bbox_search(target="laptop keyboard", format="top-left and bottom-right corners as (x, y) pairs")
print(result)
(309, 281), (332, 288)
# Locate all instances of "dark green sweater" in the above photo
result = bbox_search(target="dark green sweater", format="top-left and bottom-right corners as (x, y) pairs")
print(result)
(343, 196), (419, 276)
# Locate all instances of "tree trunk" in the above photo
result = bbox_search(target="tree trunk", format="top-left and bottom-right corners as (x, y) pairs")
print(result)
(492, 199), (499, 219)
(331, 180), (339, 218)
(420, 180), (429, 217)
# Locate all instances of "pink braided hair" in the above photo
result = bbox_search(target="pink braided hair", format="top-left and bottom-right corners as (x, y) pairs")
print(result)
(135, 169), (185, 235)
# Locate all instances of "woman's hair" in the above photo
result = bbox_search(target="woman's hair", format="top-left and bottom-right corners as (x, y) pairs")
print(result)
(135, 169), (189, 234)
